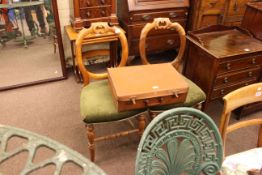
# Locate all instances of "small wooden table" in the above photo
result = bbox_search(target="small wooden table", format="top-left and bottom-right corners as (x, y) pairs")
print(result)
(65, 25), (119, 82)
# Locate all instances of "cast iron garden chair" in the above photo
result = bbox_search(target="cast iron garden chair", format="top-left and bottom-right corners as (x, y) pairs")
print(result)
(135, 107), (223, 175)
(75, 22), (147, 162)
(139, 18), (206, 114)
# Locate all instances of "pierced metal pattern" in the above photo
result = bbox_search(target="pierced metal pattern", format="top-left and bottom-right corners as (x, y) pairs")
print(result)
(0, 125), (106, 175)
(135, 107), (223, 175)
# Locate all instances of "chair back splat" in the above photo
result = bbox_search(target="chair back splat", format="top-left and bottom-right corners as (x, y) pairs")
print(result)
(135, 107), (223, 175)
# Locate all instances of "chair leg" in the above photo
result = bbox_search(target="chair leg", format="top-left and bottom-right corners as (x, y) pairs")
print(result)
(86, 124), (95, 162)
(137, 114), (146, 137)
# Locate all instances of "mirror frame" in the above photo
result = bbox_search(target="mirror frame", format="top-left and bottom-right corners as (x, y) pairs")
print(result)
(0, 0), (67, 91)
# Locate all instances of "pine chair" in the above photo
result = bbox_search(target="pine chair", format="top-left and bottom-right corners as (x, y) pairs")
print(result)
(135, 107), (223, 175)
(75, 22), (147, 162)
(139, 18), (206, 113)
(219, 83), (262, 174)
(0, 125), (106, 175)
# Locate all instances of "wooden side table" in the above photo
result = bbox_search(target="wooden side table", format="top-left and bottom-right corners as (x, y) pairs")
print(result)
(185, 25), (262, 111)
(65, 25), (119, 82)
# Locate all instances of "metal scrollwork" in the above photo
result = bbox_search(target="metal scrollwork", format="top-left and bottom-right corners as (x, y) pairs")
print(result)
(135, 107), (223, 175)
(0, 125), (106, 175)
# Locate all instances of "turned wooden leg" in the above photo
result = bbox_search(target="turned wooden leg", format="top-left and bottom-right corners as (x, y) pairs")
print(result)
(86, 124), (95, 162)
(257, 124), (262, 147)
(137, 114), (146, 137)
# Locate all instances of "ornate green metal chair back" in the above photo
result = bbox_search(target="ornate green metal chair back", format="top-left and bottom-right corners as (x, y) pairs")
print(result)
(0, 125), (106, 175)
(135, 107), (223, 175)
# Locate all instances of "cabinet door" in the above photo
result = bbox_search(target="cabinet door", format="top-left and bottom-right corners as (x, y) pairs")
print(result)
(223, 0), (255, 26)
(190, 0), (225, 30)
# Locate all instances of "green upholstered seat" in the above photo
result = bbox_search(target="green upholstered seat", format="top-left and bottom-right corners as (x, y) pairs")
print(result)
(149, 76), (206, 110)
(80, 80), (145, 123)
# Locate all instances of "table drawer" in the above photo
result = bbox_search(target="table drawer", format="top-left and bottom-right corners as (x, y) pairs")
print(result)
(129, 34), (180, 55)
(218, 56), (262, 74)
(214, 66), (261, 87)
(129, 20), (186, 39)
(80, 0), (111, 7)
(80, 7), (111, 19)
(211, 78), (257, 100)
(129, 9), (188, 23)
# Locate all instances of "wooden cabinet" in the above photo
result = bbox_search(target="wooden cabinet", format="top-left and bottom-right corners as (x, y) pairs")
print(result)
(188, 0), (256, 30)
(222, 0), (256, 26)
(185, 25), (262, 110)
(69, 0), (118, 30)
(117, 0), (189, 56)
(242, 2), (262, 41)
(188, 0), (225, 30)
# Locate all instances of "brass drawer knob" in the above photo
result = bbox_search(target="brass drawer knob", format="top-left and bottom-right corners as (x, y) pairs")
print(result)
(226, 63), (231, 70)
(224, 77), (228, 83)
(252, 58), (256, 64)
(101, 10), (106, 16)
(220, 89), (225, 95)
(169, 12), (177, 18)
(100, 0), (105, 4)
(86, 11), (91, 17)
(86, 0), (90, 6)
(142, 14), (151, 21)
(248, 71), (253, 77)
(167, 39), (174, 45)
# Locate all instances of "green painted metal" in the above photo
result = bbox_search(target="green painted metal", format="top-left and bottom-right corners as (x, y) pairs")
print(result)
(135, 107), (223, 175)
(0, 125), (106, 175)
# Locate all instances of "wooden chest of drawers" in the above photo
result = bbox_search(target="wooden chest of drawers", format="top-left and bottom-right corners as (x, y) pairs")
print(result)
(242, 2), (262, 41)
(185, 25), (262, 110)
(69, 0), (118, 30)
(117, 0), (189, 56)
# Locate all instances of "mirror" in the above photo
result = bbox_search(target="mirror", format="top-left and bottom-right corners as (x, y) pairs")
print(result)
(0, 0), (66, 91)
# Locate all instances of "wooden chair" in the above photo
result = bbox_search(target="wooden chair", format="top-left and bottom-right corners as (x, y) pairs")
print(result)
(135, 107), (223, 175)
(139, 18), (206, 114)
(75, 22), (147, 162)
(219, 83), (262, 174)
(0, 125), (106, 175)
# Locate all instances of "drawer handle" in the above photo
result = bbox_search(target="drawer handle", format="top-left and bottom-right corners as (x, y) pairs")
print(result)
(101, 10), (106, 16)
(248, 71), (253, 77)
(252, 58), (256, 64)
(226, 63), (231, 70)
(100, 0), (105, 4)
(220, 89), (225, 95)
(245, 83), (249, 86)
(142, 14), (151, 21)
(86, 0), (90, 6)
(86, 11), (90, 17)
(167, 39), (175, 45)
(224, 77), (228, 83)
(169, 12), (177, 18)
(209, 1), (218, 7)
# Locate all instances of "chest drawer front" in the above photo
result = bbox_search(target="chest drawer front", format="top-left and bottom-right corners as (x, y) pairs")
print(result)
(129, 9), (188, 23)
(214, 66), (261, 87)
(130, 20), (186, 39)
(211, 78), (257, 100)
(218, 56), (262, 74)
(130, 34), (180, 55)
(80, 0), (111, 7)
(80, 7), (111, 19)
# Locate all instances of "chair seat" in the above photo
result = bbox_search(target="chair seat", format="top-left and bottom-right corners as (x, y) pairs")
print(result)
(149, 76), (206, 110)
(80, 80), (145, 123)
(221, 148), (262, 175)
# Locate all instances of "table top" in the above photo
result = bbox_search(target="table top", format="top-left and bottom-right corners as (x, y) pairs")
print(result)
(188, 25), (262, 58)
(65, 25), (119, 44)
(0, 1), (43, 8)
